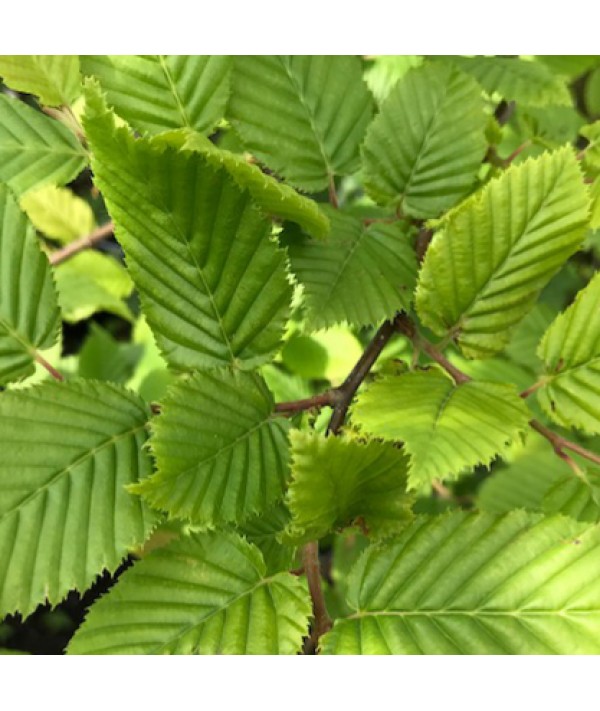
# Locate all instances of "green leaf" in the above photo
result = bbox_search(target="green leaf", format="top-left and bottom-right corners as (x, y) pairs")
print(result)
(20, 184), (95, 243)
(83, 81), (292, 371)
(80, 55), (231, 135)
(54, 251), (134, 323)
(352, 369), (531, 492)
(133, 369), (290, 527)
(580, 120), (600, 174)
(283, 430), (414, 544)
(78, 323), (143, 383)
(0, 56), (81, 106)
(237, 501), (296, 575)
(288, 209), (417, 330)
(538, 272), (600, 433)
(363, 55), (423, 104)
(591, 179), (600, 230)
(0, 380), (158, 617)
(175, 130), (329, 240)
(362, 62), (487, 218)
(323, 511), (600, 654)
(416, 148), (590, 358)
(0, 184), (60, 385)
(227, 56), (374, 192)
(0, 94), (87, 196)
(476, 436), (564, 513)
(543, 471), (600, 522)
(67, 532), (311, 654)
(535, 56), (600, 79)
(447, 56), (572, 107)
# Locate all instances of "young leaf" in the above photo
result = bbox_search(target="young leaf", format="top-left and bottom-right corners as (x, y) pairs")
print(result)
(416, 148), (590, 358)
(54, 251), (134, 323)
(0, 380), (158, 617)
(352, 369), (531, 492)
(0, 56), (81, 107)
(20, 185), (95, 243)
(227, 56), (374, 192)
(580, 121), (600, 174)
(543, 471), (600, 522)
(0, 94), (87, 196)
(174, 130), (329, 239)
(363, 55), (423, 104)
(80, 55), (231, 135)
(67, 532), (311, 654)
(446, 56), (571, 107)
(288, 209), (417, 330)
(322, 511), (600, 654)
(78, 323), (143, 383)
(83, 82), (291, 371)
(361, 62), (487, 218)
(133, 369), (290, 526)
(283, 430), (414, 544)
(537, 272), (600, 433)
(237, 501), (296, 575)
(0, 184), (60, 385)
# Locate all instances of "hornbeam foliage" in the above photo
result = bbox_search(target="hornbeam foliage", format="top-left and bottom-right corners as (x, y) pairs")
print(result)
(1, 55), (600, 657)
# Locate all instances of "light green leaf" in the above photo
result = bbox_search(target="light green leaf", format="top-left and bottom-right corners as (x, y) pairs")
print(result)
(78, 323), (142, 383)
(20, 184), (95, 243)
(0, 94), (87, 196)
(176, 130), (329, 239)
(237, 501), (296, 575)
(591, 179), (600, 230)
(322, 511), (600, 654)
(288, 209), (417, 330)
(364, 55), (423, 104)
(133, 369), (290, 526)
(362, 62), (487, 218)
(83, 81), (291, 371)
(538, 272), (600, 433)
(476, 435), (564, 513)
(0, 380), (158, 617)
(67, 532), (311, 654)
(580, 120), (600, 174)
(228, 56), (374, 192)
(535, 56), (600, 79)
(416, 148), (590, 358)
(283, 430), (414, 544)
(54, 251), (134, 323)
(447, 56), (572, 107)
(352, 369), (531, 492)
(80, 55), (231, 135)
(543, 471), (600, 522)
(0, 184), (60, 385)
(0, 56), (81, 106)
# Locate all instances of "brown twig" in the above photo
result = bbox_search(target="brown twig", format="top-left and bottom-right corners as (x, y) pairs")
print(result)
(274, 391), (339, 415)
(328, 174), (339, 209)
(520, 379), (547, 399)
(302, 542), (332, 654)
(34, 351), (64, 381)
(529, 419), (600, 468)
(49, 222), (114, 266)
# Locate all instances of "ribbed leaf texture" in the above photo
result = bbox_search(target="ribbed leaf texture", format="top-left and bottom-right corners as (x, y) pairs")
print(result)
(538, 272), (600, 433)
(416, 148), (590, 358)
(227, 56), (374, 192)
(178, 131), (329, 239)
(237, 501), (296, 575)
(134, 370), (290, 526)
(0, 184), (60, 385)
(476, 437), (563, 513)
(67, 532), (311, 654)
(361, 62), (487, 218)
(288, 209), (417, 330)
(0, 55), (81, 106)
(0, 94), (87, 196)
(352, 369), (531, 492)
(283, 430), (414, 544)
(591, 179), (600, 229)
(83, 82), (291, 371)
(543, 472), (600, 523)
(447, 56), (571, 107)
(322, 511), (600, 654)
(80, 55), (231, 135)
(20, 185), (95, 243)
(0, 380), (158, 617)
